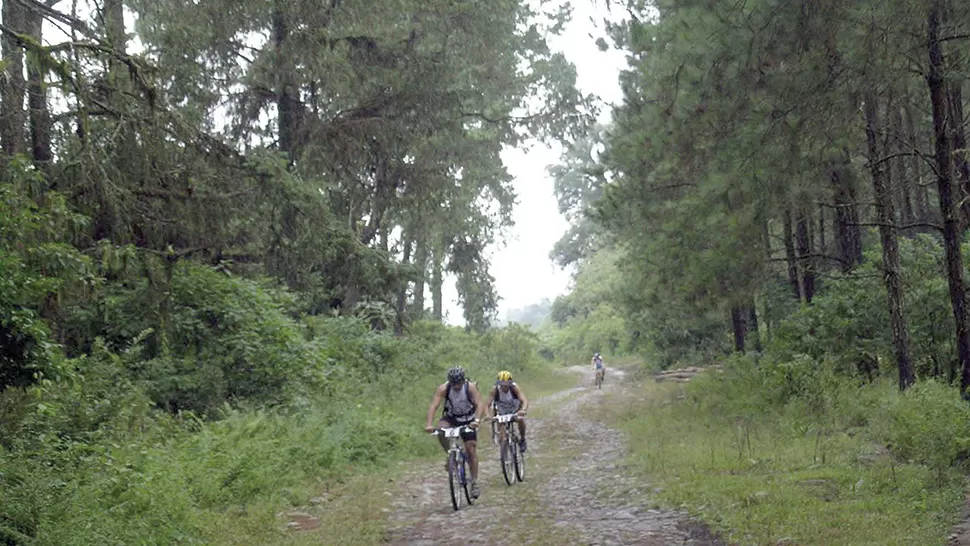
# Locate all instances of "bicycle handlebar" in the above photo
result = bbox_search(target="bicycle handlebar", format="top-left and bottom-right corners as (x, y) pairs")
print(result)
(431, 426), (475, 437)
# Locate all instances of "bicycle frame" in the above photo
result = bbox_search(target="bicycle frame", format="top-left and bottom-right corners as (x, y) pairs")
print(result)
(433, 427), (472, 468)
(493, 413), (519, 437)
(492, 413), (524, 484)
(432, 426), (475, 509)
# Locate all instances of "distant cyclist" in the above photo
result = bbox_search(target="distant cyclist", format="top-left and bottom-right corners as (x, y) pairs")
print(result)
(425, 366), (485, 498)
(486, 370), (529, 452)
(592, 352), (605, 384)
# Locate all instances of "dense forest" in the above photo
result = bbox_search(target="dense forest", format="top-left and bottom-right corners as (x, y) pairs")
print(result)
(0, 0), (588, 542)
(544, 0), (970, 386)
(534, 0), (970, 541)
(7, 0), (970, 543)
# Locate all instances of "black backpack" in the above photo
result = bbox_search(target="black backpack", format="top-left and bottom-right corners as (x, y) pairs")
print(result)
(443, 380), (477, 416)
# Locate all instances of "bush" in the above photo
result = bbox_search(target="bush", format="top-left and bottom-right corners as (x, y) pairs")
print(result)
(0, 313), (554, 545)
(876, 380), (970, 481)
(59, 262), (332, 415)
(0, 163), (92, 391)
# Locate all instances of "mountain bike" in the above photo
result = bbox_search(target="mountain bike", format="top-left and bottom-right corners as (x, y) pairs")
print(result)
(492, 413), (525, 485)
(595, 366), (605, 389)
(431, 426), (476, 510)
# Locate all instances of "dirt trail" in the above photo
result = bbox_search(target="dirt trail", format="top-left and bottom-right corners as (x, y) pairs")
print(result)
(382, 366), (724, 545)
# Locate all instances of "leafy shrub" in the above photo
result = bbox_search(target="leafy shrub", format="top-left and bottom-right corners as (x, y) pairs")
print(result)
(876, 380), (970, 480)
(57, 262), (333, 415)
(770, 234), (957, 383)
(0, 314), (553, 545)
(1, 162), (92, 390)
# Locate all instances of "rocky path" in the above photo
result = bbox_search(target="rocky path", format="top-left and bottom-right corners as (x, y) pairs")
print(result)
(382, 367), (724, 545)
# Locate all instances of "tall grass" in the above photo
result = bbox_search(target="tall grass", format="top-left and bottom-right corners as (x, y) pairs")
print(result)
(0, 320), (569, 545)
(591, 356), (968, 545)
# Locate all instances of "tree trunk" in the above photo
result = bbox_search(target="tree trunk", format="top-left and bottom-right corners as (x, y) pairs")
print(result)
(818, 203), (826, 258)
(948, 83), (970, 229)
(1, 0), (27, 156)
(795, 208), (815, 303)
(865, 92), (915, 390)
(830, 161), (863, 272)
(782, 208), (801, 299)
(730, 306), (746, 353)
(104, 0), (127, 90)
(273, 0), (299, 161)
(25, 8), (52, 165)
(927, 0), (970, 396)
(431, 241), (443, 322)
(764, 296), (773, 344)
(904, 103), (932, 224)
(379, 229), (389, 252)
(413, 235), (428, 319)
(891, 105), (915, 226)
(394, 238), (413, 336)
(747, 303), (762, 352)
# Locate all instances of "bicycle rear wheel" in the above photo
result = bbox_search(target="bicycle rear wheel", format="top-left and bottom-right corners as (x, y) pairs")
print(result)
(448, 451), (462, 510)
(460, 452), (475, 505)
(500, 433), (515, 485)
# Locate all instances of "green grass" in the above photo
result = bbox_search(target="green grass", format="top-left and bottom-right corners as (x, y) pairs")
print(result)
(201, 467), (401, 546)
(589, 377), (965, 546)
(516, 365), (582, 399)
(0, 351), (583, 546)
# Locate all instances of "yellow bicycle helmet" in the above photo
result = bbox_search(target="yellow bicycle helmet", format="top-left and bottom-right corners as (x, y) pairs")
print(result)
(497, 370), (513, 382)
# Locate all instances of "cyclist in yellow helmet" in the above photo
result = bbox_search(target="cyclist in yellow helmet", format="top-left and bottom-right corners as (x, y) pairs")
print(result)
(486, 370), (529, 452)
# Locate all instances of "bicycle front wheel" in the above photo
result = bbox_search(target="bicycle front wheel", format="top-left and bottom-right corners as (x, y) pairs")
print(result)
(513, 431), (526, 482)
(461, 452), (475, 505)
(448, 451), (462, 510)
(500, 434), (515, 485)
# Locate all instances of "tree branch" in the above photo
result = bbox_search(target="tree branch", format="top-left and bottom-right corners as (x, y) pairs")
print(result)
(13, 0), (91, 37)
(459, 111), (541, 124)
(849, 221), (943, 232)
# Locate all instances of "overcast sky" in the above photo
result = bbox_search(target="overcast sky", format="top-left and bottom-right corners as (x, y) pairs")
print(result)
(441, 1), (627, 325)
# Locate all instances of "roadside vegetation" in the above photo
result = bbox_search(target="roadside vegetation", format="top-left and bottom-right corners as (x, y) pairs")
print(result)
(536, 1), (970, 544)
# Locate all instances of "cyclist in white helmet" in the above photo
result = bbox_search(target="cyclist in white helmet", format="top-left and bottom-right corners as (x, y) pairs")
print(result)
(425, 366), (485, 498)
(592, 351), (605, 383)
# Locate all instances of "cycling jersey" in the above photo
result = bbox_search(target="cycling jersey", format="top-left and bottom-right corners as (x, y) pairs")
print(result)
(443, 382), (476, 424)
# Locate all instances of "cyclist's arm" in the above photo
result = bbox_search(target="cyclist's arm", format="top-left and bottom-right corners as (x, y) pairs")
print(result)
(512, 385), (529, 413)
(425, 384), (445, 429)
(485, 387), (497, 417)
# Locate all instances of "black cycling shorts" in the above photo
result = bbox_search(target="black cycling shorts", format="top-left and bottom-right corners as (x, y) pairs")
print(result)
(440, 415), (477, 442)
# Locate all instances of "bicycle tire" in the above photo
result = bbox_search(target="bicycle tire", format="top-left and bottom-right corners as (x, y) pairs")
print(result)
(448, 451), (462, 510)
(500, 433), (515, 485)
(461, 452), (475, 505)
(512, 428), (526, 482)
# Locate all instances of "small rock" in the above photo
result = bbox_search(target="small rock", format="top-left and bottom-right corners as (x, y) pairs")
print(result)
(285, 514), (321, 531)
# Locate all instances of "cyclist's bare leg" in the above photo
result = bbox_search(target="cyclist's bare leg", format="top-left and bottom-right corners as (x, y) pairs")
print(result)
(465, 440), (479, 482)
